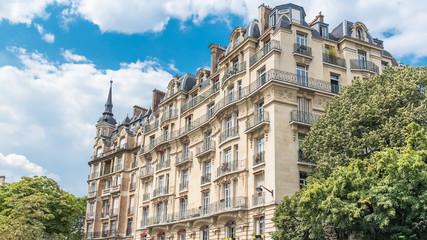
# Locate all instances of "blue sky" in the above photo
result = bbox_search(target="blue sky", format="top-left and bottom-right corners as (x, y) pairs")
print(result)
(0, 0), (426, 197)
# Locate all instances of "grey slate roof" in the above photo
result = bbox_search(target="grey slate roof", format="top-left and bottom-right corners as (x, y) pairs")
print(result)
(177, 73), (197, 92)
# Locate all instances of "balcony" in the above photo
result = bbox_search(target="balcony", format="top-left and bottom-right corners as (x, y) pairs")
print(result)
(91, 153), (104, 161)
(131, 160), (137, 169)
(293, 43), (312, 57)
(88, 191), (96, 199)
(144, 119), (159, 133)
(84, 232), (100, 239)
(139, 167), (153, 179)
(102, 188), (111, 196)
(249, 40), (281, 67)
(179, 181), (189, 192)
(175, 152), (193, 167)
(289, 110), (321, 126)
(245, 112), (270, 133)
(219, 126), (239, 145)
(268, 69), (341, 94)
(161, 109), (178, 123)
(222, 61), (246, 84)
(200, 173), (211, 185)
(115, 143), (129, 152)
(217, 160), (241, 178)
(155, 159), (171, 172)
(130, 182), (136, 191)
(141, 197), (248, 227)
(253, 151), (265, 166)
(195, 141), (216, 158)
(322, 53), (346, 68)
(89, 172), (99, 180)
(111, 184), (121, 193)
(152, 186), (173, 198)
(180, 83), (220, 114)
(350, 59), (379, 73)
(252, 192), (265, 206)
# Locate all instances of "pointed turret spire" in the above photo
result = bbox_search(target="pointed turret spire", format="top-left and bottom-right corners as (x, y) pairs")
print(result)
(97, 79), (117, 125)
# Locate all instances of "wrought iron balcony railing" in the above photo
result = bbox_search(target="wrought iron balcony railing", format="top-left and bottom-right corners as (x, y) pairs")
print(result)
(245, 112), (269, 132)
(200, 173), (211, 185)
(293, 43), (312, 57)
(160, 109), (178, 123)
(350, 59), (379, 73)
(175, 152), (193, 166)
(156, 158), (171, 172)
(152, 186), (173, 198)
(253, 151), (265, 166)
(219, 126), (239, 144)
(250, 40), (281, 66)
(322, 53), (346, 68)
(195, 141), (216, 157)
(222, 61), (246, 84)
(290, 110), (321, 126)
(252, 192), (265, 206)
(217, 160), (240, 178)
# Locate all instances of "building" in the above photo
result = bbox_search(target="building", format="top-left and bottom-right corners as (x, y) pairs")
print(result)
(0, 176), (5, 185)
(84, 3), (398, 240)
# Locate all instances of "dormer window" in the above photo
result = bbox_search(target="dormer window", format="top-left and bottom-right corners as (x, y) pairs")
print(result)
(269, 13), (276, 26)
(356, 28), (362, 40)
(320, 26), (328, 38)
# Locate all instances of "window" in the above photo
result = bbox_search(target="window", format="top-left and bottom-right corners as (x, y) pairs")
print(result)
(205, 132), (212, 149)
(234, 145), (239, 161)
(224, 148), (232, 164)
(296, 33), (307, 46)
(164, 127), (169, 141)
(156, 202), (163, 223)
(103, 200), (110, 217)
(133, 153), (137, 168)
(201, 226), (209, 240)
(298, 134), (306, 161)
(224, 183), (231, 209)
(110, 220), (116, 235)
(186, 115), (192, 131)
(142, 206), (149, 226)
(126, 218), (133, 236)
(129, 195), (135, 214)
(183, 143), (190, 159)
(90, 182), (96, 192)
(202, 192), (210, 215)
(115, 157), (122, 171)
(158, 175), (164, 193)
(88, 202), (95, 215)
(320, 26), (327, 38)
(178, 230), (186, 240)
(96, 147), (103, 157)
(158, 234), (165, 240)
(207, 103), (215, 118)
(257, 67), (266, 85)
(269, 13), (276, 26)
(213, 79), (219, 91)
(227, 87), (234, 103)
(356, 28), (362, 40)
(232, 58), (239, 70)
(130, 174), (136, 189)
(168, 104), (174, 117)
(150, 135), (155, 147)
(120, 137), (126, 148)
(160, 151), (166, 165)
(181, 169), (189, 191)
(137, 134), (142, 146)
(257, 101), (264, 121)
(204, 161), (211, 177)
(255, 216), (265, 237)
(112, 197), (118, 215)
(330, 74), (340, 94)
(102, 223), (108, 236)
(237, 81), (242, 98)
(102, 129), (107, 136)
(179, 198), (188, 219)
(225, 221), (236, 238)
(105, 180), (111, 189)
(357, 50), (367, 68)
(300, 172), (308, 188)
(296, 65), (308, 86)
(255, 173), (265, 191)
(114, 175), (121, 186)
(225, 117), (232, 137)
(257, 137), (264, 155)
(235, 112), (239, 129)
(297, 97), (310, 113)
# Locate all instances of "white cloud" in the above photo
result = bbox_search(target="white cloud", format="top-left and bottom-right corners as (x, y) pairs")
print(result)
(61, 49), (88, 62)
(0, 0), (68, 25)
(34, 23), (55, 43)
(0, 47), (172, 152)
(0, 152), (59, 182)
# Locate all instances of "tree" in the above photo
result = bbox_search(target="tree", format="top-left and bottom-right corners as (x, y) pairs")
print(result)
(303, 66), (427, 177)
(273, 123), (427, 239)
(0, 176), (86, 240)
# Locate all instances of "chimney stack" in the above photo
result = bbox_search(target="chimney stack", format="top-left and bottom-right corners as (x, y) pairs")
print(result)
(309, 11), (324, 26)
(0, 176), (5, 185)
(152, 89), (166, 111)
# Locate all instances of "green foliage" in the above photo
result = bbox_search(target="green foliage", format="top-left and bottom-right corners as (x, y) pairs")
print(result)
(273, 123), (427, 239)
(303, 66), (427, 177)
(0, 176), (86, 240)
(328, 46), (336, 57)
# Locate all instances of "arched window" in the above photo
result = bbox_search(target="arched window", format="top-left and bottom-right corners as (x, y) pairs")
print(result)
(96, 146), (103, 157)
(137, 134), (142, 146)
(200, 226), (209, 240)
(120, 137), (127, 148)
(225, 221), (236, 239)
(177, 229), (186, 240)
(356, 28), (362, 40)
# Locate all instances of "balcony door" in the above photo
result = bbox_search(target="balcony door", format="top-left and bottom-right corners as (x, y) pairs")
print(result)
(297, 97), (311, 123)
(257, 102), (264, 121)
(224, 183), (231, 209)
(156, 202), (163, 223)
(205, 132), (212, 149)
(225, 117), (232, 137)
(296, 65), (308, 86)
(358, 50), (367, 68)
(203, 192), (210, 215)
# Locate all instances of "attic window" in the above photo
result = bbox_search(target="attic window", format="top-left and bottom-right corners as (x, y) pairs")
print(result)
(356, 28), (362, 40)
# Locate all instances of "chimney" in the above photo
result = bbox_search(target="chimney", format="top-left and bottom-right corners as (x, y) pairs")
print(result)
(209, 44), (226, 73)
(309, 11), (324, 26)
(0, 176), (5, 185)
(133, 105), (147, 117)
(258, 3), (272, 34)
(152, 89), (166, 111)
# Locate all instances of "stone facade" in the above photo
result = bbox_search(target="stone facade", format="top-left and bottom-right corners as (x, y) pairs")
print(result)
(84, 3), (398, 240)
